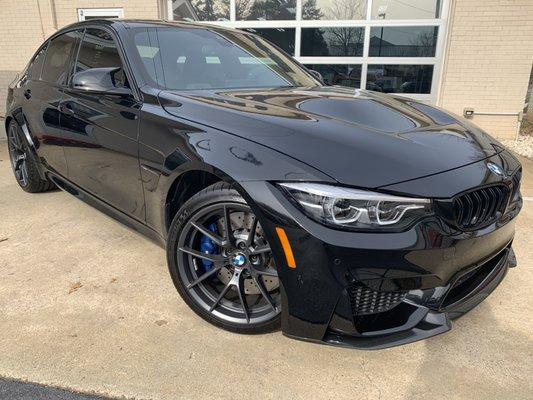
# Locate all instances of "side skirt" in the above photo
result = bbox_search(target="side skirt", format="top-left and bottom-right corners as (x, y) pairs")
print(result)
(48, 172), (166, 248)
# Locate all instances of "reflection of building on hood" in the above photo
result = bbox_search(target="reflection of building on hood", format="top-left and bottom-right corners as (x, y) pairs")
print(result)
(229, 147), (263, 166)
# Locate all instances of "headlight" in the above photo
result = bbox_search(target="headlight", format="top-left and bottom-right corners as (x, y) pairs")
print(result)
(279, 182), (432, 231)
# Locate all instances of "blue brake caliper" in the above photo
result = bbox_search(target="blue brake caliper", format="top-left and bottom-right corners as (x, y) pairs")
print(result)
(200, 222), (220, 272)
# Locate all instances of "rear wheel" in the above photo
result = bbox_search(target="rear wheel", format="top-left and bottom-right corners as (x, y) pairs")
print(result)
(7, 121), (55, 193)
(167, 182), (281, 333)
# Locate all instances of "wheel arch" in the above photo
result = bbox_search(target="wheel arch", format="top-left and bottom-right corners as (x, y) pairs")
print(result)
(4, 111), (47, 180)
(164, 166), (232, 233)
(162, 162), (270, 237)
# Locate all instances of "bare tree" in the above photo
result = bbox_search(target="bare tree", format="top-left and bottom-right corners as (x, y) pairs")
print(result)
(247, 0), (296, 20)
(189, 0), (230, 21)
(325, 0), (366, 55)
(327, 0), (366, 20)
(302, 0), (324, 20)
(409, 29), (437, 57)
(235, 0), (254, 20)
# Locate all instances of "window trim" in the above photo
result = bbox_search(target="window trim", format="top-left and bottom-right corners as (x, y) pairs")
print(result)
(27, 41), (49, 81)
(39, 29), (82, 86)
(66, 24), (141, 102)
(167, 0), (451, 103)
(77, 8), (124, 21)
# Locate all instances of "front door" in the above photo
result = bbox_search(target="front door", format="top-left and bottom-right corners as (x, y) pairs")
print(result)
(60, 27), (144, 221)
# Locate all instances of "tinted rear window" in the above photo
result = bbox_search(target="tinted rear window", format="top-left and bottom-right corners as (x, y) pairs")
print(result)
(28, 43), (48, 80)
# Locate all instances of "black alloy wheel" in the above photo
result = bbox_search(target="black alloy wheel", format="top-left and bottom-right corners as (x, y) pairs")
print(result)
(7, 122), (29, 187)
(6, 121), (55, 193)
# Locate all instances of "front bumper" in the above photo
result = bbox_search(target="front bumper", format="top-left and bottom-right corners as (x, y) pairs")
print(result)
(324, 245), (514, 350)
(240, 172), (520, 349)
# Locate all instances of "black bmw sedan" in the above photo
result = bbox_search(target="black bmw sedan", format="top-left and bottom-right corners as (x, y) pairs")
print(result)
(5, 19), (522, 349)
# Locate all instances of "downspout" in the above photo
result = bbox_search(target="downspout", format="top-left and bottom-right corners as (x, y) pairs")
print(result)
(49, 0), (58, 30)
(35, 0), (47, 40)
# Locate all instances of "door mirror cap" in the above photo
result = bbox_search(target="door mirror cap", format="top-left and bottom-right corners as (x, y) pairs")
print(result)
(72, 67), (131, 96)
(308, 69), (325, 85)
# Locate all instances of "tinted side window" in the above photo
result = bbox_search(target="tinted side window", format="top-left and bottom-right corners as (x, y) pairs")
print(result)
(28, 43), (48, 80)
(76, 28), (128, 88)
(41, 32), (77, 84)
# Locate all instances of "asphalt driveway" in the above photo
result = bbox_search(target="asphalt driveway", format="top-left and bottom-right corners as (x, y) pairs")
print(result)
(0, 141), (532, 400)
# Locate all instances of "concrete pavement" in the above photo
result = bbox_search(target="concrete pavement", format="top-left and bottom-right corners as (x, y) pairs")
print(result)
(0, 142), (532, 400)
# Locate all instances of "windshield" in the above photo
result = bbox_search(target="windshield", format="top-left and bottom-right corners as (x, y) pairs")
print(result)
(131, 26), (318, 91)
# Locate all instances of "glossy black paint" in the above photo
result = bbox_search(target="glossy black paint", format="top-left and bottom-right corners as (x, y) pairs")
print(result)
(5, 19), (522, 349)
(60, 86), (144, 220)
(159, 86), (502, 188)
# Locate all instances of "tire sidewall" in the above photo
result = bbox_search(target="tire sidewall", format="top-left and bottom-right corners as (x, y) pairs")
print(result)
(166, 183), (281, 334)
(7, 121), (53, 193)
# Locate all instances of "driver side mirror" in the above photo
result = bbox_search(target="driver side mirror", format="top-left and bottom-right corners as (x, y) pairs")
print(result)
(72, 67), (131, 96)
(308, 69), (325, 85)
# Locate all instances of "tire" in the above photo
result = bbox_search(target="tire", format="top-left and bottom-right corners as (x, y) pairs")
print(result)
(6, 121), (55, 193)
(167, 182), (281, 334)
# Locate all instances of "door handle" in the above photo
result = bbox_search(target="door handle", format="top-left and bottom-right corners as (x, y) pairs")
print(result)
(59, 103), (75, 116)
(23, 89), (31, 99)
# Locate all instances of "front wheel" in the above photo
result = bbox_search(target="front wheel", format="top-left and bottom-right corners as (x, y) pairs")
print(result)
(167, 182), (281, 334)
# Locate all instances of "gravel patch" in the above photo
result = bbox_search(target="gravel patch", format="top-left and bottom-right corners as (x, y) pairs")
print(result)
(502, 135), (533, 160)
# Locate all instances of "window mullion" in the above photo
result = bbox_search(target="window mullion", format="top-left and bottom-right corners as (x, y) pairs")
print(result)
(230, 0), (236, 22)
(294, 0), (302, 58)
(366, 0), (373, 20)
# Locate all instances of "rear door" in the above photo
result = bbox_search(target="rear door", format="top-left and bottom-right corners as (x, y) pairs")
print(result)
(59, 27), (144, 220)
(22, 31), (81, 177)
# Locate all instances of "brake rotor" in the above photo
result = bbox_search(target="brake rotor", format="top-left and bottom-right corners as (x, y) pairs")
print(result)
(217, 212), (278, 295)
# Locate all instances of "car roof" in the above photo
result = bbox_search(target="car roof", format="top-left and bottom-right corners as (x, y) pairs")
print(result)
(56, 18), (239, 35)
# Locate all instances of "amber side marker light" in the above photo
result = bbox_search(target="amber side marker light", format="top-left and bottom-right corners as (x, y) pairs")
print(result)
(275, 227), (296, 269)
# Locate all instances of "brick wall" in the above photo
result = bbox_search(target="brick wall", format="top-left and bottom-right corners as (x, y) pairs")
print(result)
(0, 0), (49, 134)
(438, 0), (533, 140)
(0, 0), (161, 139)
(52, 0), (160, 30)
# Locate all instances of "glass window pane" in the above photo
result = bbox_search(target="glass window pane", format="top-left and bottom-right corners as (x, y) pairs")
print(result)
(28, 43), (48, 80)
(366, 65), (434, 94)
(131, 27), (317, 90)
(301, 27), (364, 57)
(369, 27), (438, 57)
(41, 31), (78, 84)
(372, 0), (440, 20)
(76, 28), (128, 87)
(173, 0), (230, 21)
(236, 0), (296, 21)
(302, 0), (366, 20)
(241, 28), (295, 55)
(304, 64), (362, 88)
(77, 29), (123, 71)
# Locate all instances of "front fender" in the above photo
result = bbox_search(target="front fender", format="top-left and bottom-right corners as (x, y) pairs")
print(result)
(138, 101), (334, 236)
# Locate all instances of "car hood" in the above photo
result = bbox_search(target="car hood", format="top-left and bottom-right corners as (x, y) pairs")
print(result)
(159, 86), (503, 188)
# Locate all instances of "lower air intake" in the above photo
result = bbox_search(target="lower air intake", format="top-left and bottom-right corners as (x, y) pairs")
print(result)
(347, 284), (407, 316)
